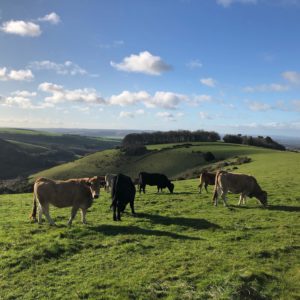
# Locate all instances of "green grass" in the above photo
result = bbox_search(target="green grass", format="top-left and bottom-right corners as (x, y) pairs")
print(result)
(0, 128), (60, 136)
(1, 149), (299, 299)
(30, 142), (275, 182)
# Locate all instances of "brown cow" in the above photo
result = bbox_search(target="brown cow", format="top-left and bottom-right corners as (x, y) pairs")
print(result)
(198, 170), (216, 193)
(30, 176), (101, 226)
(212, 171), (267, 207)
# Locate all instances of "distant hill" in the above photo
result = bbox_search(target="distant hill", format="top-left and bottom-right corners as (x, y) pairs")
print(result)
(0, 128), (121, 180)
(30, 142), (276, 182)
(37, 128), (152, 138)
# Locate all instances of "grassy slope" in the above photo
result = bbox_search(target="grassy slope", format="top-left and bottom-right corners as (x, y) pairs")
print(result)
(0, 146), (299, 299)
(0, 128), (121, 180)
(30, 142), (274, 181)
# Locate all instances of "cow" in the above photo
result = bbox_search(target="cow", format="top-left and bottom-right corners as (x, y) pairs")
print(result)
(212, 171), (267, 207)
(198, 170), (216, 193)
(105, 173), (117, 192)
(138, 172), (174, 194)
(111, 173), (136, 221)
(30, 176), (102, 226)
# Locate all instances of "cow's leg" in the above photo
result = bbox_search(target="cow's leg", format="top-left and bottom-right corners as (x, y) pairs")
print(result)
(205, 183), (209, 193)
(157, 186), (160, 193)
(221, 190), (228, 207)
(81, 208), (87, 224)
(199, 182), (203, 193)
(213, 186), (221, 206)
(238, 194), (243, 206)
(43, 204), (55, 226)
(117, 207), (121, 221)
(38, 203), (43, 224)
(68, 206), (78, 226)
(113, 205), (117, 221)
(242, 195), (247, 205)
(130, 200), (135, 215)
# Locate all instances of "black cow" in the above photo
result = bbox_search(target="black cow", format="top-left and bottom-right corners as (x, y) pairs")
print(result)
(111, 173), (136, 221)
(138, 172), (174, 194)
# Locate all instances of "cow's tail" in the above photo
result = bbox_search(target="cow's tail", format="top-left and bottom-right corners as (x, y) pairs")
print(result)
(30, 188), (38, 222)
(212, 171), (221, 205)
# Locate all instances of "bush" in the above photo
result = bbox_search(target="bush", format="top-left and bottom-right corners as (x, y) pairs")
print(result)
(203, 151), (215, 161)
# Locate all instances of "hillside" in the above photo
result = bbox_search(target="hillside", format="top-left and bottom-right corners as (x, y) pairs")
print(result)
(0, 128), (121, 180)
(0, 148), (299, 299)
(30, 142), (278, 181)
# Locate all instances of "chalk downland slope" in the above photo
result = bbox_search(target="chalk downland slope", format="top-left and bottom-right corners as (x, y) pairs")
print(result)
(0, 147), (299, 299)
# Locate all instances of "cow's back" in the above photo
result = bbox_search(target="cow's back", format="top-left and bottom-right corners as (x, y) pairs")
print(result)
(35, 178), (93, 208)
(218, 172), (258, 194)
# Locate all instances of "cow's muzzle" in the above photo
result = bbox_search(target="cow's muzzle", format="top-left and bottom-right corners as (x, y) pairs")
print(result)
(94, 194), (99, 199)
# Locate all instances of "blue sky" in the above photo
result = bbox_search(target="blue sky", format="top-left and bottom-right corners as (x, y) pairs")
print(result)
(0, 0), (300, 137)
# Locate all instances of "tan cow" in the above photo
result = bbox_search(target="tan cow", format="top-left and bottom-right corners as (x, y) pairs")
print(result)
(30, 176), (101, 226)
(198, 170), (216, 193)
(212, 171), (267, 207)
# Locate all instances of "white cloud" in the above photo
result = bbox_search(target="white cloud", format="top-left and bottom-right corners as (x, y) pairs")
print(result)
(200, 77), (216, 87)
(193, 94), (213, 104)
(109, 91), (150, 106)
(0, 67), (34, 81)
(147, 92), (188, 109)
(99, 40), (124, 49)
(186, 59), (202, 69)
(292, 100), (300, 111)
(29, 60), (88, 76)
(110, 51), (171, 75)
(156, 111), (176, 121)
(119, 109), (145, 118)
(216, 0), (257, 7)
(38, 12), (60, 24)
(0, 90), (52, 110)
(39, 82), (106, 104)
(199, 111), (214, 120)
(8, 69), (34, 81)
(244, 83), (289, 92)
(0, 20), (41, 37)
(282, 71), (300, 85)
(11, 90), (37, 97)
(246, 100), (272, 111)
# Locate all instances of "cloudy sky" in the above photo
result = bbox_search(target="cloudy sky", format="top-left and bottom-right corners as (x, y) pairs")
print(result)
(0, 0), (300, 137)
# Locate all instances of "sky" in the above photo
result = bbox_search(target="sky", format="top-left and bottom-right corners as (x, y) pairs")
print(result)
(0, 0), (300, 137)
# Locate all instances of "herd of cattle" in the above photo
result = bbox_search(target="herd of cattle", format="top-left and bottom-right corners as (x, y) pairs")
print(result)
(30, 170), (267, 225)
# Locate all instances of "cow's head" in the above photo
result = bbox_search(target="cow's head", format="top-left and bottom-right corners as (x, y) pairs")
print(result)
(86, 176), (101, 199)
(168, 182), (174, 194)
(257, 190), (267, 207)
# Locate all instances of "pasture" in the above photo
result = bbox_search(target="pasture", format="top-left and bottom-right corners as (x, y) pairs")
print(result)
(0, 149), (299, 299)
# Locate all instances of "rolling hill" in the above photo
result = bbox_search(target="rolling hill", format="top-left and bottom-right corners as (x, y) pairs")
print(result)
(30, 142), (279, 182)
(0, 142), (299, 299)
(0, 128), (121, 180)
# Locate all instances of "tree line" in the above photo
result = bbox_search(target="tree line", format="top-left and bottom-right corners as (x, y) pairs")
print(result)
(122, 130), (220, 146)
(122, 130), (286, 151)
(223, 134), (285, 150)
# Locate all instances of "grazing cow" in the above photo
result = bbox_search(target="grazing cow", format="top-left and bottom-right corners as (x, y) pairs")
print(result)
(138, 172), (174, 194)
(198, 170), (216, 193)
(105, 173), (117, 192)
(30, 176), (101, 226)
(111, 173), (136, 221)
(212, 171), (267, 207)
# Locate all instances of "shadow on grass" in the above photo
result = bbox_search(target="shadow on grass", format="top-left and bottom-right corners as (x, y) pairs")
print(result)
(231, 204), (300, 212)
(137, 213), (221, 230)
(89, 225), (201, 240)
(266, 205), (300, 212)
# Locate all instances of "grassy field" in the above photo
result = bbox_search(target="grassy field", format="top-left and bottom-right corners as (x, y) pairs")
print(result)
(1, 147), (299, 299)
(30, 142), (274, 182)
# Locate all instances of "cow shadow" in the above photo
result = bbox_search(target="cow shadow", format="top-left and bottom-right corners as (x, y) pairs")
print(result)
(137, 213), (221, 230)
(89, 225), (201, 240)
(230, 204), (300, 212)
(266, 205), (300, 212)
